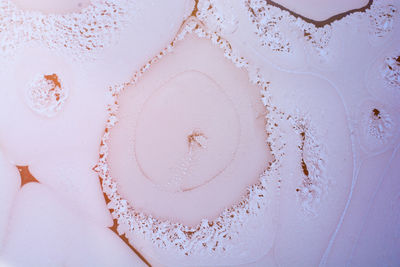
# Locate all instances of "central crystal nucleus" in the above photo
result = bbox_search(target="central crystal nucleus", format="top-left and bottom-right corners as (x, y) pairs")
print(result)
(135, 70), (240, 192)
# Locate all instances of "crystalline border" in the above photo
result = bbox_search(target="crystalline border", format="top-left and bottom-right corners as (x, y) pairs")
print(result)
(94, 17), (285, 259)
(0, 0), (136, 60)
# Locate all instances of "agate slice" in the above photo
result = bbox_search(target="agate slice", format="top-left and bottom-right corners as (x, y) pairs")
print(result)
(107, 33), (272, 225)
(96, 19), (279, 266)
(1, 0), (399, 266)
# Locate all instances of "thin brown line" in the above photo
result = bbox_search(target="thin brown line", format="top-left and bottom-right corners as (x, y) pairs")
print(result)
(264, 0), (374, 28)
(108, 218), (152, 267)
(97, 176), (152, 267)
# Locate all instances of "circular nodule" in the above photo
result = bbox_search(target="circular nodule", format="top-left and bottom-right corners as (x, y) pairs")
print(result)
(107, 34), (272, 227)
(135, 70), (240, 192)
(25, 73), (68, 118)
(357, 99), (400, 155)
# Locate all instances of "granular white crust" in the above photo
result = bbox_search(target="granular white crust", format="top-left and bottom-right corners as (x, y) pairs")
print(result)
(364, 105), (397, 144)
(0, 0), (136, 60)
(382, 51), (400, 88)
(289, 115), (328, 216)
(244, 0), (397, 58)
(357, 99), (400, 154)
(244, 0), (292, 53)
(196, 0), (239, 35)
(367, 2), (397, 39)
(25, 73), (68, 117)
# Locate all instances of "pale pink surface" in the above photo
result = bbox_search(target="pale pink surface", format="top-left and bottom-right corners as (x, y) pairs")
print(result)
(325, 148), (398, 266)
(12, 0), (91, 13)
(0, 0), (399, 266)
(0, 150), (20, 251)
(135, 71), (240, 192)
(0, 0), (192, 227)
(1, 183), (146, 267)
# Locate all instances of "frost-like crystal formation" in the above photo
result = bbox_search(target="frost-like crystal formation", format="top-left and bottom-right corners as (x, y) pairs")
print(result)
(295, 20), (332, 57)
(25, 73), (67, 117)
(0, 0), (135, 60)
(244, 0), (334, 58)
(197, 0), (239, 34)
(244, 0), (291, 53)
(92, 1), (397, 265)
(358, 99), (400, 154)
(367, 3), (397, 39)
(290, 115), (327, 216)
(382, 53), (400, 88)
(366, 108), (395, 142)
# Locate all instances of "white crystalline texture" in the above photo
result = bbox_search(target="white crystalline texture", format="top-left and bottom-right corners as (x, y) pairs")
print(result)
(25, 73), (67, 117)
(382, 53), (400, 88)
(366, 108), (395, 144)
(197, 0), (239, 34)
(105, 174), (273, 256)
(368, 3), (397, 38)
(244, 0), (291, 53)
(0, 0), (133, 59)
(358, 99), (399, 154)
(295, 19), (332, 55)
(245, 0), (333, 57)
(290, 115), (327, 216)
